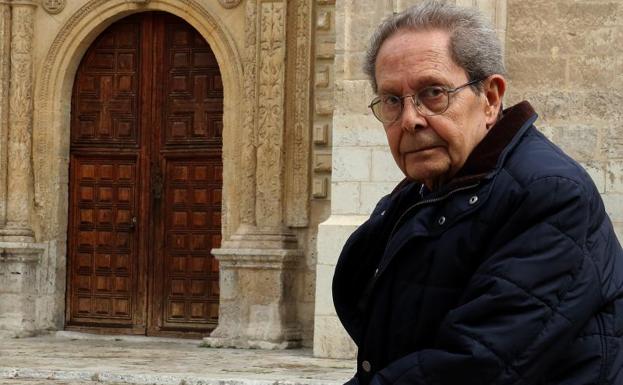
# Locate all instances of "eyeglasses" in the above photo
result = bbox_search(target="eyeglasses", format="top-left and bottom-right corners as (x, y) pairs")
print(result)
(368, 78), (483, 123)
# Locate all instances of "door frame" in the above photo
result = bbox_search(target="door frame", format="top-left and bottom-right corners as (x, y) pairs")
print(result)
(33, 0), (243, 336)
(65, 11), (223, 337)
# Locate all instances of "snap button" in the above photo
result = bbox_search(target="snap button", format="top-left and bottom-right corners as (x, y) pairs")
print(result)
(469, 195), (479, 205)
(374, 268), (379, 276)
(438, 216), (446, 226)
(362, 360), (372, 372)
(380, 210), (386, 216)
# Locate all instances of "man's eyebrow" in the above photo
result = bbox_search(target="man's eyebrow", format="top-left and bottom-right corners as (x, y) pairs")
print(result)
(377, 75), (448, 95)
(411, 75), (448, 88)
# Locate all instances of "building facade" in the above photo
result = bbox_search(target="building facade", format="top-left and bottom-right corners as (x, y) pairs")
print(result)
(0, 0), (620, 360)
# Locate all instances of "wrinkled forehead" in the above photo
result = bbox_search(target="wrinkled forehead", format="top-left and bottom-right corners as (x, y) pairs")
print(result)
(375, 29), (468, 92)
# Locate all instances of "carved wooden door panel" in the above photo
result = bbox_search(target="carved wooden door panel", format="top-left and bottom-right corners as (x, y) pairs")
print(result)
(148, 15), (222, 335)
(67, 12), (221, 336)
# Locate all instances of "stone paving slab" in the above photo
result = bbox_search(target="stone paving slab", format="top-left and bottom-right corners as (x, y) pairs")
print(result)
(0, 333), (354, 385)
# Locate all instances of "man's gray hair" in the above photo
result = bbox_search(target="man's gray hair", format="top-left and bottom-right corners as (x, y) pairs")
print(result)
(364, 1), (505, 93)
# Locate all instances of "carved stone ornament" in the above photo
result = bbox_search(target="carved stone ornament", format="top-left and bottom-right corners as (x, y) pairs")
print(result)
(41, 0), (66, 15)
(218, 0), (242, 9)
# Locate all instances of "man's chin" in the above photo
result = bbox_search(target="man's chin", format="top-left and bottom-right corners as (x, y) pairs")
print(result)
(403, 165), (451, 189)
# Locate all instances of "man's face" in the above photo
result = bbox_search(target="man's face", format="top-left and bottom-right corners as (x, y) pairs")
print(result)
(375, 29), (491, 188)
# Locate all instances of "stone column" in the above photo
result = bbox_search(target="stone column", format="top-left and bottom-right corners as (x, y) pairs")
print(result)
(0, 0), (35, 242)
(0, 0), (45, 338)
(0, 1), (10, 228)
(205, 0), (304, 349)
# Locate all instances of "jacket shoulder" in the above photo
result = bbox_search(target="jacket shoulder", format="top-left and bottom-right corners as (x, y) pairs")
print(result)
(503, 127), (596, 195)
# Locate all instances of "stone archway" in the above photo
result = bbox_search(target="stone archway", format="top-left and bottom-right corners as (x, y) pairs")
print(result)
(31, 0), (243, 337)
(29, 0), (314, 348)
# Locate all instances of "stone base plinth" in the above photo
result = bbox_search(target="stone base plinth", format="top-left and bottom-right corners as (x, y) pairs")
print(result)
(205, 226), (303, 349)
(0, 242), (45, 338)
(0, 225), (35, 243)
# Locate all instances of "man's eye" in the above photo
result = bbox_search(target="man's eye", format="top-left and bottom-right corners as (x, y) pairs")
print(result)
(382, 95), (401, 105)
(419, 87), (446, 99)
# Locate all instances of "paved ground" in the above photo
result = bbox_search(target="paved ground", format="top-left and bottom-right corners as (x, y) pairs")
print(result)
(0, 332), (354, 385)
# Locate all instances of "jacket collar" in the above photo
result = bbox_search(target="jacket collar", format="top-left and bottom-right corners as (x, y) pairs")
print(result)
(451, 100), (537, 184)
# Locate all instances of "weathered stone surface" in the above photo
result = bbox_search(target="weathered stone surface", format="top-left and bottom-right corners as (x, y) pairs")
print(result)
(3, 3), (36, 242)
(606, 160), (623, 193)
(313, 315), (356, 359)
(0, 334), (354, 385)
(581, 161), (607, 194)
(371, 148), (403, 182)
(0, 243), (45, 337)
(360, 182), (396, 214)
(332, 115), (386, 146)
(330, 182), (360, 215)
(551, 124), (601, 162)
(332, 147), (371, 182)
(0, 4), (10, 228)
(316, 215), (368, 266)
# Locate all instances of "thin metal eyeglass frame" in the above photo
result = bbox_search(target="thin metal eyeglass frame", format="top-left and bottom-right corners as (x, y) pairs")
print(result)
(368, 78), (484, 123)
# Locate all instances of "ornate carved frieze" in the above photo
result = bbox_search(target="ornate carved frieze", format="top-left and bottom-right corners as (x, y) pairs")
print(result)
(41, 0), (65, 14)
(284, 0), (312, 228)
(218, 0), (242, 9)
(4, 3), (35, 240)
(0, 3), (10, 227)
(255, 1), (286, 227)
(239, 0), (259, 226)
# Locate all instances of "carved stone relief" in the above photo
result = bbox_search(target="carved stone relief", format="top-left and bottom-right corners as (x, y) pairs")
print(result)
(5, 3), (35, 239)
(255, 1), (285, 228)
(206, 0), (306, 349)
(0, 1), (45, 340)
(0, 4), (10, 227)
(41, 0), (65, 14)
(285, 0), (312, 227)
(218, 0), (242, 9)
(239, 0), (258, 226)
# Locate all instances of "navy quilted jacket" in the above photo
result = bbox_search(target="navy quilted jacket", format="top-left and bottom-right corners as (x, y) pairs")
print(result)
(333, 102), (623, 385)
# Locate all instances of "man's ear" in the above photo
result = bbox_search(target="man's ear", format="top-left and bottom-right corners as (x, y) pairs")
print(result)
(483, 75), (506, 128)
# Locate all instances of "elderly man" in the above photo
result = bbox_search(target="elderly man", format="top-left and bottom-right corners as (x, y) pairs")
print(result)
(332, 2), (623, 385)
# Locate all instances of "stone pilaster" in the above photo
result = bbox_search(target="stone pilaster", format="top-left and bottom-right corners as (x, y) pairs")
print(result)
(0, 1), (45, 339)
(0, 2), (9, 228)
(0, 0), (36, 242)
(205, 0), (305, 349)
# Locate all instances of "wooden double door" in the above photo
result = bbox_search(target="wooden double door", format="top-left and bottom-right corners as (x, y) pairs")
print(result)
(66, 12), (222, 337)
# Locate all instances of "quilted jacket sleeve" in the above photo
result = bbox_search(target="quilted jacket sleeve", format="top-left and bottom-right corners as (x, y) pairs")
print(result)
(371, 176), (605, 385)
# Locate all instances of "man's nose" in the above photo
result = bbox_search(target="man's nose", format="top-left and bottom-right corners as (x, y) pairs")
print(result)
(399, 96), (426, 132)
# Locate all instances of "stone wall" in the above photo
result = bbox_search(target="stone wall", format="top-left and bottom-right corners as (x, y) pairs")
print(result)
(505, 0), (623, 240)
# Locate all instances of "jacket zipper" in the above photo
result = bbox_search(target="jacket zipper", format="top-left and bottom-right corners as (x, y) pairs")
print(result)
(361, 181), (482, 310)
(387, 182), (481, 243)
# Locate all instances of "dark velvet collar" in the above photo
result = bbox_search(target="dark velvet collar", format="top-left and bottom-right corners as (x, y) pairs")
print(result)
(391, 101), (537, 196)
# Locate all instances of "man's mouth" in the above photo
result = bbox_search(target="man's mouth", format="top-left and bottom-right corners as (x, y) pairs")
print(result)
(403, 145), (442, 154)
